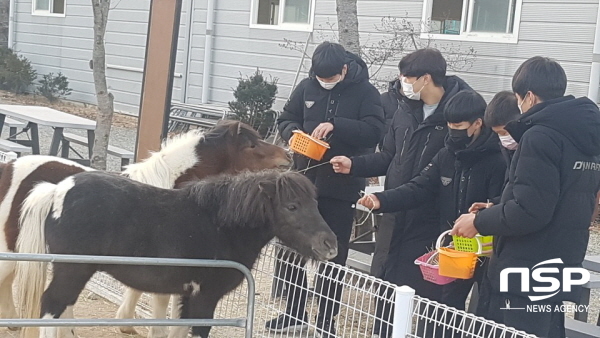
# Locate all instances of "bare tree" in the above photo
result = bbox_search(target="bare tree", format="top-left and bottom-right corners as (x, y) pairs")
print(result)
(90, 0), (114, 170)
(336, 0), (360, 54)
(281, 15), (477, 90)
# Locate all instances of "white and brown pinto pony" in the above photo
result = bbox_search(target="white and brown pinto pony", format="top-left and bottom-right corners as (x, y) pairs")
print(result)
(0, 120), (291, 338)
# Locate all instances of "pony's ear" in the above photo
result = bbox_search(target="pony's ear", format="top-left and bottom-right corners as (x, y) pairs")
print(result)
(258, 180), (276, 199)
(227, 121), (243, 136)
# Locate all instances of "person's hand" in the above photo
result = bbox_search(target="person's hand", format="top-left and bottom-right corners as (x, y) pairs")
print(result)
(311, 122), (334, 140)
(469, 202), (494, 213)
(357, 194), (380, 210)
(451, 213), (478, 238)
(330, 156), (352, 174)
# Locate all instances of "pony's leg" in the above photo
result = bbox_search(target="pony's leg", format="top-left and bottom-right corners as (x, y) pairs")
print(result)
(148, 294), (171, 338)
(188, 291), (221, 338)
(38, 264), (94, 338)
(57, 306), (76, 338)
(0, 262), (19, 330)
(115, 287), (143, 335)
(167, 296), (188, 338)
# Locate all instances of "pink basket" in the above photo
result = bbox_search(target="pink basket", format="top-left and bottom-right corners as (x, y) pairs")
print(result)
(414, 251), (457, 285)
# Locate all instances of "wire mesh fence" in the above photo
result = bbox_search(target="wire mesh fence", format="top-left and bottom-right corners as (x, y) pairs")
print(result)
(84, 241), (539, 338)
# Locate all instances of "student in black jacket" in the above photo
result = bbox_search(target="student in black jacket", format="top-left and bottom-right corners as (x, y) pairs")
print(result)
(358, 91), (506, 336)
(330, 48), (472, 282)
(470, 91), (521, 212)
(268, 41), (384, 337)
(453, 57), (600, 338)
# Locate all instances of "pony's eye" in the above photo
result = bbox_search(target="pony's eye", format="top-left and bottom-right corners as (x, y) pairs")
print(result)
(287, 205), (297, 211)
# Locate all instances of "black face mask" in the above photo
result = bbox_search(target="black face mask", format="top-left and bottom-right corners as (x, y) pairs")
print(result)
(447, 127), (473, 151)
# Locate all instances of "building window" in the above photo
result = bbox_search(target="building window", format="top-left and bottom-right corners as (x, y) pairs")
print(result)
(33, 0), (66, 16)
(251, 0), (314, 31)
(423, 0), (521, 43)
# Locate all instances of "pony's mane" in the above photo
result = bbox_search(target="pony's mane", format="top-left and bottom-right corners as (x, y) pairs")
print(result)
(122, 130), (204, 189)
(188, 170), (315, 229)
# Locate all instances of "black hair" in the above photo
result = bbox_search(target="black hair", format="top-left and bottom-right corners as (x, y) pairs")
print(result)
(512, 56), (567, 101)
(398, 48), (447, 87)
(444, 90), (487, 124)
(311, 42), (347, 78)
(484, 91), (521, 127)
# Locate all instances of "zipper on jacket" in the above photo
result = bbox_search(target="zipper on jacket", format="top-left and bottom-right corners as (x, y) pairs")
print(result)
(418, 132), (432, 165)
(398, 128), (409, 159)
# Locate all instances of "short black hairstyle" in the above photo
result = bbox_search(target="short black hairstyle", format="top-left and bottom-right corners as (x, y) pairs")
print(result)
(484, 91), (521, 127)
(311, 41), (347, 78)
(398, 48), (447, 87)
(512, 56), (567, 101)
(444, 90), (487, 124)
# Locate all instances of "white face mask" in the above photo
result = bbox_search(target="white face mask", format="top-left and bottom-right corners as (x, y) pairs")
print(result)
(518, 93), (529, 114)
(401, 76), (425, 101)
(318, 78), (339, 90)
(499, 134), (518, 150)
(317, 73), (343, 91)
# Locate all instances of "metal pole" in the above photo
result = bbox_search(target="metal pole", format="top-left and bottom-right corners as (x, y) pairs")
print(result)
(0, 252), (255, 337)
(392, 285), (415, 338)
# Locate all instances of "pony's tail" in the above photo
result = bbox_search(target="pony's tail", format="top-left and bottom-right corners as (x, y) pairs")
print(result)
(16, 182), (57, 338)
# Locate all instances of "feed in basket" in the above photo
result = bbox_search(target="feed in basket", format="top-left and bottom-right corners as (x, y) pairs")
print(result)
(289, 130), (331, 161)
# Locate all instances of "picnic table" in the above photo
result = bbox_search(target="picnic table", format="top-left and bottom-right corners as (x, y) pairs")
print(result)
(0, 105), (96, 156)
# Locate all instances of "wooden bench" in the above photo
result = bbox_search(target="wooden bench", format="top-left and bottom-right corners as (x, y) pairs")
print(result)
(61, 132), (134, 169)
(4, 117), (27, 136)
(0, 139), (30, 156)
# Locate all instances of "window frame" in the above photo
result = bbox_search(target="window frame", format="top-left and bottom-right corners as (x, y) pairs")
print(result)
(32, 0), (66, 17)
(250, 0), (316, 32)
(421, 0), (522, 44)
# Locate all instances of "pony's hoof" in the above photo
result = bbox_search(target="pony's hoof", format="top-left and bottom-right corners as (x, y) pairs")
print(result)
(119, 326), (139, 335)
(149, 326), (169, 338)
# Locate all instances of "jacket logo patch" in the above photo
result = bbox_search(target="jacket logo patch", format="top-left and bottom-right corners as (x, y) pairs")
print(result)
(305, 101), (315, 108)
(441, 177), (452, 186)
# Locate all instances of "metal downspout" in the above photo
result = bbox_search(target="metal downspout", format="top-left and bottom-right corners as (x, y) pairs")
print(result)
(587, 0), (600, 103)
(201, 0), (215, 103)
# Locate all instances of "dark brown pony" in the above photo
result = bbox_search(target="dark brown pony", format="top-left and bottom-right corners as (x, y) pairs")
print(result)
(16, 170), (337, 338)
(0, 121), (291, 337)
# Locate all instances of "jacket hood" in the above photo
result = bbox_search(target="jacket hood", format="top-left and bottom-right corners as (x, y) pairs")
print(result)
(447, 126), (500, 163)
(506, 96), (600, 156)
(309, 51), (368, 87)
(388, 79), (401, 95)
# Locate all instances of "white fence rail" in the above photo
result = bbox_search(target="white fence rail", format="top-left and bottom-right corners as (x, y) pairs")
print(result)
(85, 242), (538, 338)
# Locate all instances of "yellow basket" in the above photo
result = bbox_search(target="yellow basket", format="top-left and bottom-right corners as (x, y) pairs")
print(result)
(289, 130), (330, 161)
(452, 234), (493, 256)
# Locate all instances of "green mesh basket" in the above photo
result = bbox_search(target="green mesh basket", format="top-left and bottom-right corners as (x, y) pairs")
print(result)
(452, 235), (493, 256)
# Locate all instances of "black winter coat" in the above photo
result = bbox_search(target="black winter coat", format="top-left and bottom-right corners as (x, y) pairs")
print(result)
(277, 52), (385, 201)
(349, 75), (471, 298)
(378, 80), (403, 146)
(475, 96), (600, 302)
(490, 146), (515, 205)
(375, 127), (506, 233)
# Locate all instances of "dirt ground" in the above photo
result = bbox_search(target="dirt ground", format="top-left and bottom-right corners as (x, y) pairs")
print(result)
(0, 292), (148, 338)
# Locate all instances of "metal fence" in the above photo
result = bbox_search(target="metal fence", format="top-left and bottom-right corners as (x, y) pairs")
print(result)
(0, 252), (256, 337)
(7, 243), (540, 337)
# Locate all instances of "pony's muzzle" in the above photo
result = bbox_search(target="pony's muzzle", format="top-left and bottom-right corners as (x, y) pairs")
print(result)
(312, 232), (338, 260)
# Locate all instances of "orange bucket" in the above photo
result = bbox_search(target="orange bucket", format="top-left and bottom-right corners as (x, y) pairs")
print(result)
(289, 130), (330, 161)
(438, 248), (478, 279)
(436, 230), (480, 279)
